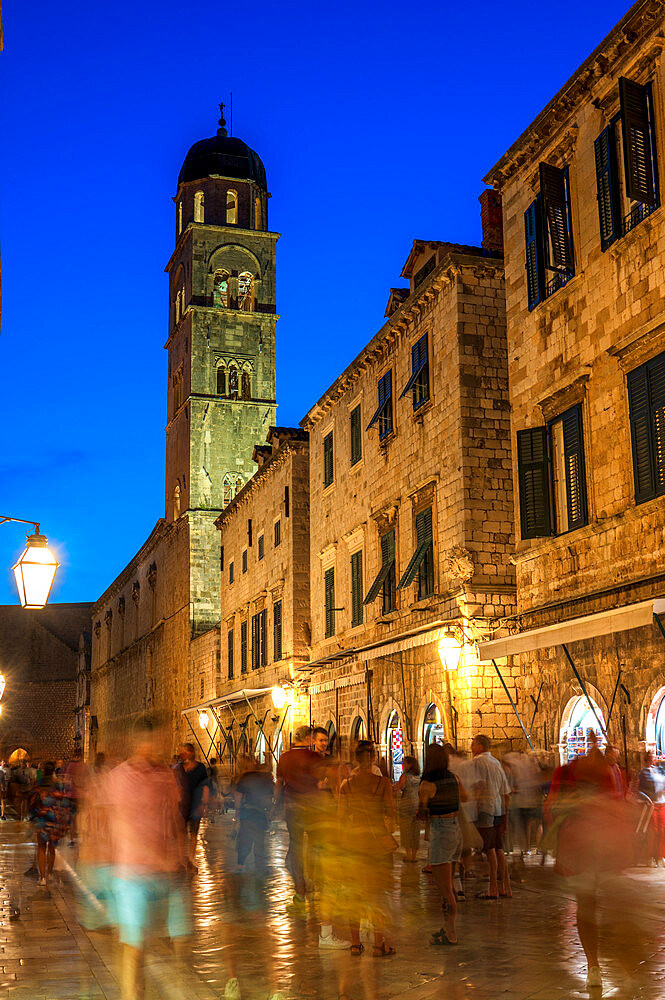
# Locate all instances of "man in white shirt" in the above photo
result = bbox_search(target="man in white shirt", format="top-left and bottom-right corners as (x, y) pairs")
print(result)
(471, 734), (511, 899)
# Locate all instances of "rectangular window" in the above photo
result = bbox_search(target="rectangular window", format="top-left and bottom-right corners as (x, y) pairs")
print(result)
(350, 550), (363, 627)
(242, 549), (247, 574)
(273, 600), (283, 661)
(517, 405), (588, 539)
(364, 529), (396, 612)
(240, 620), (248, 674)
(251, 611), (267, 669)
(258, 534), (264, 561)
(227, 629), (234, 680)
(366, 370), (393, 440)
(324, 567), (335, 638)
(524, 163), (574, 310)
(397, 508), (433, 598)
(323, 431), (334, 488)
(400, 333), (430, 410)
(594, 78), (659, 251)
(274, 519), (281, 547)
(229, 561), (234, 585)
(350, 405), (362, 465)
(260, 609), (267, 666)
(627, 351), (665, 504)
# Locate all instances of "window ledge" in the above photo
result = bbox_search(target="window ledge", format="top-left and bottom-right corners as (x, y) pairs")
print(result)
(531, 270), (578, 312)
(350, 457), (365, 473)
(413, 399), (433, 423)
(605, 203), (660, 257)
(379, 429), (397, 450)
(322, 481), (336, 496)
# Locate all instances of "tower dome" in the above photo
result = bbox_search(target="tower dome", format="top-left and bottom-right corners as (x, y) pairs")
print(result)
(178, 105), (267, 190)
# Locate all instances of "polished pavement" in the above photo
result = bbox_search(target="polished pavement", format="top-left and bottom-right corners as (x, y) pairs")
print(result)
(0, 813), (664, 1000)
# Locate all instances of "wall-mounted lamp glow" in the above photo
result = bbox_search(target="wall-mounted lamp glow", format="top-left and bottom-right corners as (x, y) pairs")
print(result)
(198, 710), (209, 729)
(438, 627), (463, 672)
(0, 674), (5, 701)
(271, 685), (288, 710)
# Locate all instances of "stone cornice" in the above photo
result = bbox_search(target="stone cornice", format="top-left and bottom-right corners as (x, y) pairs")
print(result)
(300, 252), (503, 430)
(484, 1), (665, 191)
(92, 518), (175, 613)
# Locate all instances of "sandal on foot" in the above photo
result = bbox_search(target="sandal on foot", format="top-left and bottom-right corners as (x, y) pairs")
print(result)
(430, 928), (457, 946)
(499, 891), (512, 898)
(372, 943), (396, 957)
(475, 892), (499, 900)
(350, 943), (364, 956)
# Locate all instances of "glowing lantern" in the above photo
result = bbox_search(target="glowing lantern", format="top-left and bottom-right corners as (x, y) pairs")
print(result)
(12, 530), (59, 609)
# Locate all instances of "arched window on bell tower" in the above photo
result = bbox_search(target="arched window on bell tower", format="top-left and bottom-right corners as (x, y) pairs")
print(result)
(228, 364), (239, 397)
(173, 483), (181, 518)
(226, 189), (238, 224)
(238, 272), (253, 312)
(178, 200), (183, 236)
(241, 370), (251, 399)
(254, 196), (262, 230)
(213, 269), (229, 308)
(216, 362), (227, 396)
(223, 473), (243, 506)
(194, 190), (205, 223)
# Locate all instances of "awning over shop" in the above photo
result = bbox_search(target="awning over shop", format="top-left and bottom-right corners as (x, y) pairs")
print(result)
(181, 687), (274, 716)
(478, 598), (665, 661)
(298, 620), (446, 672)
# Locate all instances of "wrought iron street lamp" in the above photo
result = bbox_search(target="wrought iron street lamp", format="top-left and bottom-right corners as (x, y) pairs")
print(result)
(438, 627), (463, 672)
(271, 685), (288, 710)
(198, 710), (209, 729)
(1, 516), (59, 609)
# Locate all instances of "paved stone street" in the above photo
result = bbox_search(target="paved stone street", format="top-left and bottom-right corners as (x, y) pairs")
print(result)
(1, 814), (665, 1000)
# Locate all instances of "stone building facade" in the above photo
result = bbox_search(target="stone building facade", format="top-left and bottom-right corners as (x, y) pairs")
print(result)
(187, 428), (310, 767)
(0, 603), (92, 762)
(299, 224), (517, 772)
(91, 110), (277, 756)
(481, 0), (665, 763)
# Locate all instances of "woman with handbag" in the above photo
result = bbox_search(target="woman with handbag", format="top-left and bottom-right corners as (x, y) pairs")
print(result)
(418, 743), (467, 946)
(339, 741), (397, 957)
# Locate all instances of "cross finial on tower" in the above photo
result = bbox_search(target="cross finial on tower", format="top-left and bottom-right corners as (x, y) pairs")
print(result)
(217, 102), (227, 137)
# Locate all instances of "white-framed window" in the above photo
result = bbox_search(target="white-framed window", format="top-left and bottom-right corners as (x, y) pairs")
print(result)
(226, 189), (238, 224)
(194, 189), (205, 223)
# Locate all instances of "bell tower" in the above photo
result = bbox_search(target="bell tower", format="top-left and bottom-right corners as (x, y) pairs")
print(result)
(165, 106), (278, 633)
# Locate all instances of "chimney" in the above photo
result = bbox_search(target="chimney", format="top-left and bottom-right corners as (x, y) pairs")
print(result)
(479, 189), (503, 254)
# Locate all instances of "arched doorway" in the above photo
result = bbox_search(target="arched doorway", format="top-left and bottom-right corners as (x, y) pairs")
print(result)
(559, 695), (606, 763)
(350, 716), (366, 746)
(255, 731), (266, 764)
(326, 720), (338, 756)
(646, 686), (665, 758)
(386, 709), (404, 781)
(423, 703), (445, 758)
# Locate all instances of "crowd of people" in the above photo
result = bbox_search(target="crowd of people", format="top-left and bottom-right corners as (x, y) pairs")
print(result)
(0, 723), (662, 998)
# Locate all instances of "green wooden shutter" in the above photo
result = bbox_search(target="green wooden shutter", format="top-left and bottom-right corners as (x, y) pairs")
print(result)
(364, 530), (395, 606)
(627, 364), (655, 504)
(351, 551), (363, 627)
(400, 333), (429, 407)
(240, 620), (247, 674)
(649, 355), (665, 495)
(517, 427), (551, 538)
(398, 507), (433, 589)
(324, 568), (335, 638)
(323, 432), (334, 487)
(350, 405), (362, 465)
(594, 125), (620, 250)
(539, 163), (574, 272)
(561, 406), (588, 531)
(260, 610), (267, 666)
(228, 629), (234, 679)
(273, 601), (282, 661)
(620, 77), (656, 207)
(524, 200), (545, 310)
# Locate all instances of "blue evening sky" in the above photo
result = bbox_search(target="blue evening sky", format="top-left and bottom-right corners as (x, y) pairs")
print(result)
(0, 0), (630, 604)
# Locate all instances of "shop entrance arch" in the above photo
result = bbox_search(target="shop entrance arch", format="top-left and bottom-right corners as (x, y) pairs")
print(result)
(559, 695), (606, 763)
(326, 720), (338, 756)
(422, 703), (445, 763)
(386, 709), (404, 781)
(646, 686), (665, 758)
(350, 716), (366, 745)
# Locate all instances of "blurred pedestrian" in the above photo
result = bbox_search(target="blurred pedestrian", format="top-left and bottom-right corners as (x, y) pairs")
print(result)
(471, 734), (511, 899)
(106, 715), (191, 1000)
(339, 740), (396, 957)
(234, 758), (273, 871)
(418, 743), (466, 946)
(397, 755), (421, 862)
(0, 760), (7, 821)
(274, 725), (319, 910)
(174, 743), (210, 872)
(28, 760), (71, 887)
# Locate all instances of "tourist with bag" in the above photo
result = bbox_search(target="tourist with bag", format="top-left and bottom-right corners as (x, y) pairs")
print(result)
(418, 743), (467, 946)
(339, 740), (397, 956)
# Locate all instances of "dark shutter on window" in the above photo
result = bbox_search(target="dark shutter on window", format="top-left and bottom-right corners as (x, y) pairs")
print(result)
(251, 614), (258, 670)
(594, 125), (620, 250)
(240, 621), (247, 674)
(364, 531), (395, 605)
(627, 364), (655, 503)
(524, 200), (545, 310)
(273, 601), (282, 661)
(260, 609), (267, 666)
(539, 162), (573, 272)
(350, 405), (362, 465)
(324, 568), (335, 638)
(323, 432), (334, 487)
(517, 427), (551, 539)
(367, 372), (392, 433)
(228, 629), (234, 679)
(351, 551), (363, 627)
(649, 356), (665, 494)
(397, 507), (433, 589)
(619, 77), (656, 207)
(400, 333), (429, 403)
(561, 406), (588, 531)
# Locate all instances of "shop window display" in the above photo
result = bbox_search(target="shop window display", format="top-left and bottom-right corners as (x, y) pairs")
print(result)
(386, 709), (403, 781)
(560, 695), (606, 763)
